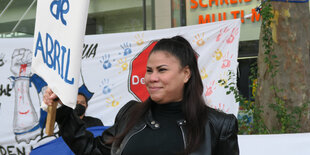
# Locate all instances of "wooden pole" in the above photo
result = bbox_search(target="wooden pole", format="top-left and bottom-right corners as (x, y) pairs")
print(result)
(45, 102), (58, 136)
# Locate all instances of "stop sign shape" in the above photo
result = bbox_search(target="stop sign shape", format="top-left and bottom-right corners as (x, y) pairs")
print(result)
(129, 41), (158, 101)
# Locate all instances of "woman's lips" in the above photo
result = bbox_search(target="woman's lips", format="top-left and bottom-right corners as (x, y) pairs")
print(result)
(148, 86), (162, 91)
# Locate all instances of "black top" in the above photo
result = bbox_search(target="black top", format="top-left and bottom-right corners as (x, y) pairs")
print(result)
(122, 100), (185, 155)
(82, 116), (104, 128)
(56, 100), (239, 155)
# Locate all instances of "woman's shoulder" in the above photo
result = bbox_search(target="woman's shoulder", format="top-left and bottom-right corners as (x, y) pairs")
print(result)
(115, 100), (140, 119)
(205, 106), (238, 139)
(205, 106), (236, 121)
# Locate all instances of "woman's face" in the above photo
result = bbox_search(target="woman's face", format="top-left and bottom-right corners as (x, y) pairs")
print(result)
(145, 51), (190, 104)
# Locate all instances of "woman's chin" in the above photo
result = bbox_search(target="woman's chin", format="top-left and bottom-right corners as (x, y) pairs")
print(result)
(150, 96), (162, 103)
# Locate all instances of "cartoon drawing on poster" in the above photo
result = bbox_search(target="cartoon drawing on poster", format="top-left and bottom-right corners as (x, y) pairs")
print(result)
(9, 48), (41, 144)
(8, 48), (95, 145)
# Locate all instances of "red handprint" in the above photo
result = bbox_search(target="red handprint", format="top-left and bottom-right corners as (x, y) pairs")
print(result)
(216, 27), (229, 42)
(211, 103), (230, 113)
(226, 27), (239, 44)
(205, 80), (216, 96)
(221, 51), (234, 69)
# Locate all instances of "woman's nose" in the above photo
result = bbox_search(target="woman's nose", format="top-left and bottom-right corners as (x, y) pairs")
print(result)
(149, 72), (159, 82)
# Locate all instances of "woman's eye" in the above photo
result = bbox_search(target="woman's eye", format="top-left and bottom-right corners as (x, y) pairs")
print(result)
(146, 69), (152, 73)
(159, 68), (167, 72)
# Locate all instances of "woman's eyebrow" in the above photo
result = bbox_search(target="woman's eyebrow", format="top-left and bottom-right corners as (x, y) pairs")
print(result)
(156, 65), (168, 69)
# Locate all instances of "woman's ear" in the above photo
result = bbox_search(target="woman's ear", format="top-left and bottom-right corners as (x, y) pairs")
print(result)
(183, 66), (191, 83)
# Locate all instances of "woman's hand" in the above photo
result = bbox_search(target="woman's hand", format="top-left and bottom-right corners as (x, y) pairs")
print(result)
(43, 87), (62, 106)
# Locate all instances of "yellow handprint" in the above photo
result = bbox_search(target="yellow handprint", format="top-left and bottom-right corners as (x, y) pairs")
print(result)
(117, 58), (128, 73)
(135, 33), (144, 46)
(105, 95), (120, 107)
(218, 71), (229, 87)
(213, 49), (223, 61)
(200, 67), (208, 80)
(193, 33), (205, 46)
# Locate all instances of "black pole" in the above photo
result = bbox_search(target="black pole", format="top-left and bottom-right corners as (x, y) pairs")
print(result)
(143, 0), (147, 30)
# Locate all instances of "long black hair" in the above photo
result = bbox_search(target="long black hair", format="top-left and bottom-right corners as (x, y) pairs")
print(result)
(112, 36), (208, 154)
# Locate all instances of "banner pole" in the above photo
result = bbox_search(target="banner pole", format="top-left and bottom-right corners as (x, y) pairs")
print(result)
(45, 101), (58, 136)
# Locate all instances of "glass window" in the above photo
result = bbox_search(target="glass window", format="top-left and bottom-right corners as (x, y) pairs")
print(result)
(87, 0), (154, 34)
(171, 0), (186, 27)
(0, 0), (154, 38)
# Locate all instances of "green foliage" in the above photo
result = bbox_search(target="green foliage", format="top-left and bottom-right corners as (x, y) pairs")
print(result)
(261, 0), (278, 78)
(220, 1), (310, 134)
(218, 69), (269, 134)
(219, 67), (309, 134)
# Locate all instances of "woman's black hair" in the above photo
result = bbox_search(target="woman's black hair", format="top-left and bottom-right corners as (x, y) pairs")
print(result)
(112, 36), (208, 154)
(78, 93), (88, 105)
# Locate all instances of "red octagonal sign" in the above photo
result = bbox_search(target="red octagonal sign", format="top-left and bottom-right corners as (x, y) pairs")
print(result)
(128, 41), (158, 102)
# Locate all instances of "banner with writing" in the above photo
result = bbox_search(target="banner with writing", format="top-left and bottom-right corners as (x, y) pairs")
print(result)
(32, 0), (90, 108)
(0, 19), (240, 154)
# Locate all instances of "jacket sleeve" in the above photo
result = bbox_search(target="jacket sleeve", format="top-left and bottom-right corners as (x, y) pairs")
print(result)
(216, 114), (239, 155)
(56, 100), (137, 155)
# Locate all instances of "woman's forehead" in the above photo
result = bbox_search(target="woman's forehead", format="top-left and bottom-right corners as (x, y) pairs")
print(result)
(147, 51), (182, 68)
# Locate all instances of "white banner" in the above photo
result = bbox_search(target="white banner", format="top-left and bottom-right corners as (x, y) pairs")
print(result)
(239, 133), (310, 155)
(0, 19), (240, 154)
(32, 0), (90, 108)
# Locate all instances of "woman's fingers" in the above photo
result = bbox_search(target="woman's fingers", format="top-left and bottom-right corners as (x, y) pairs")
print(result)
(43, 87), (59, 106)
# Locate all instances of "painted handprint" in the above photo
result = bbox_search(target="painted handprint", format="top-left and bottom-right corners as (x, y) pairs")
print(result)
(212, 49), (223, 61)
(226, 27), (239, 44)
(193, 33), (205, 46)
(135, 33), (144, 46)
(117, 58), (128, 73)
(221, 51), (234, 69)
(200, 67), (208, 80)
(120, 42), (132, 56)
(216, 27), (229, 42)
(10, 48), (40, 144)
(100, 79), (111, 95)
(100, 54), (112, 70)
(210, 103), (230, 113)
(105, 94), (120, 107)
(218, 71), (229, 87)
(205, 80), (216, 97)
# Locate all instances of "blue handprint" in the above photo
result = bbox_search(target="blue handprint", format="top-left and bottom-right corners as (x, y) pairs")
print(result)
(100, 79), (111, 94)
(100, 54), (112, 70)
(120, 42), (132, 56)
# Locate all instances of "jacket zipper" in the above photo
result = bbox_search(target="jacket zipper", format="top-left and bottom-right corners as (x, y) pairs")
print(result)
(179, 126), (186, 150)
(119, 124), (147, 155)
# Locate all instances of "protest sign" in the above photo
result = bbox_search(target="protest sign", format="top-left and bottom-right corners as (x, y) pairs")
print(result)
(32, 0), (90, 108)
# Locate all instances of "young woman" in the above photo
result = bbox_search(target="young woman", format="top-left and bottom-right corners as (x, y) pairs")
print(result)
(44, 36), (239, 155)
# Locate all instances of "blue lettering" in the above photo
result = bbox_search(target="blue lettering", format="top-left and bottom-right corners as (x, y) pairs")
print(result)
(50, 0), (60, 20)
(50, 0), (70, 26)
(60, 46), (66, 79)
(34, 32), (75, 85)
(46, 33), (54, 68)
(64, 49), (74, 84)
(34, 32), (46, 62)
(54, 40), (61, 74)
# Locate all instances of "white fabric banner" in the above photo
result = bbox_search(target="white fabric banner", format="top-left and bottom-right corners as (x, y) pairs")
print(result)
(32, 0), (90, 108)
(0, 19), (240, 154)
(238, 133), (310, 155)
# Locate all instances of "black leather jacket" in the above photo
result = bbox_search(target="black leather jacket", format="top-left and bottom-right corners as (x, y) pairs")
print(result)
(56, 100), (239, 155)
